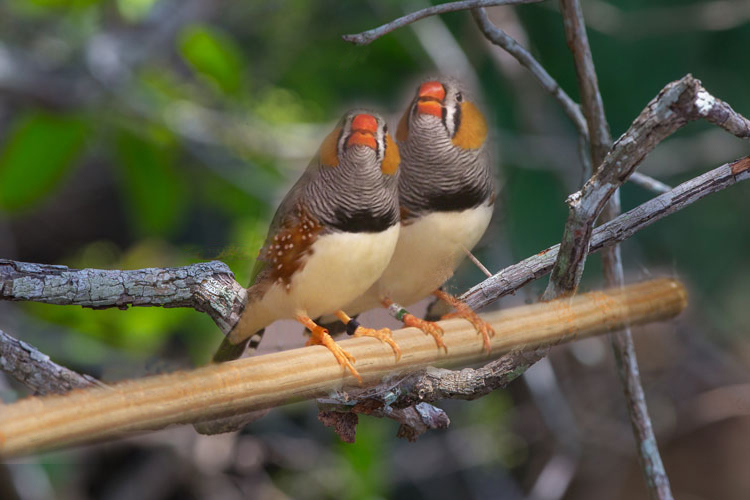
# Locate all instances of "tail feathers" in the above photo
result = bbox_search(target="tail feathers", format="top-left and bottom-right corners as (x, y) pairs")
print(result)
(212, 328), (266, 363)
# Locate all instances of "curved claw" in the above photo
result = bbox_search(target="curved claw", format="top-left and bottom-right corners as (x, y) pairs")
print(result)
(353, 327), (402, 361)
(442, 308), (495, 353)
(402, 314), (448, 354)
(301, 319), (361, 384)
(435, 290), (495, 354)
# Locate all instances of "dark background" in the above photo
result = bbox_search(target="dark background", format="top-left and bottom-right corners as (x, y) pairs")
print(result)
(0, 1), (749, 499)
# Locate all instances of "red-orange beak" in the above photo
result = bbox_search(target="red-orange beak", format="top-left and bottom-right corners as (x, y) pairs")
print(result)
(346, 113), (378, 150)
(416, 81), (445, 118)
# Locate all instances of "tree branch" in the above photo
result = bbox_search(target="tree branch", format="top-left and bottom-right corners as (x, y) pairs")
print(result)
(558, 1), (673, 497)
(2, 156), (746, 380)
(629, 172), (672, 194)
(472, 7), (587, 138)
(461, 156), (749, 310)
(542, 75), (750, 300)
(472, 6), (671, 195)
(341, 0), (544, 46)
(559, 0), (612, 165)
(0, 260), (246, 335)
(199, 156), (748, 436)
(329, 158), (749, 442)
(0, 329), (102, 395)
(0, 279), (687, 457)
(1, 154), (741, 413)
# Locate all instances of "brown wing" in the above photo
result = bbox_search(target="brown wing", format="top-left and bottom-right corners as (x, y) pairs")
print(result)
(255, 203), (322, 291)
(248, 150), (325, 290)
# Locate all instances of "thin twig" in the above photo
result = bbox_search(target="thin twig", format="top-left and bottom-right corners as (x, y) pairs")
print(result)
(0, 279), (687, 457)
(473, 7), (669, 196)
(559, 0), (611, 165)
(0, 329), (102, 395)
(462, 246), (493, 277)
(341, 0), (544, 46)
(629, 172), (672, 194)
(472, 7), (588, 137)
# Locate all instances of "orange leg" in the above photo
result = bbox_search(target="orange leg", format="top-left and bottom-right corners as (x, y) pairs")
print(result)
(298, 315), (362, 384)
(434, 290), (495, 353)
(381, 299), (447, 354)
(335, 311), (401, 361)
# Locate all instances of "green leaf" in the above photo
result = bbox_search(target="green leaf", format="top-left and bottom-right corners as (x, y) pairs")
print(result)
(0, 112), (88, 211)
(116, 0), (158, 22)
(114, 128), (186, 236)
(178, 24), (245, 95)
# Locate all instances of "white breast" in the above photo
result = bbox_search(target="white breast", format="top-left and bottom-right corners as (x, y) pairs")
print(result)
(342, 203), (493, 315)
(231, 224), (400, 342)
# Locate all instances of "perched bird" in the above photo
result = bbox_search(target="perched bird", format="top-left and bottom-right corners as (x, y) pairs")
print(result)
(213, 110), (402, 383)
(334, 78), (496, 352)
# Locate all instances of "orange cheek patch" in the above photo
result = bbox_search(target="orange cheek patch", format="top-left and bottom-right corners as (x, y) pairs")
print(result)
(319, 126), (341, 167)
(381, 133), (400, 175)
(452, 101), (487, 150)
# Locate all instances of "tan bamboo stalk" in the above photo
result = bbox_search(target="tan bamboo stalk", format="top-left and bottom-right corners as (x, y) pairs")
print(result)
(0, 278), (686, 457)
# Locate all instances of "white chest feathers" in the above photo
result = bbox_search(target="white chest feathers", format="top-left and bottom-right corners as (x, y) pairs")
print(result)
(339, 204), (493, 317)
(233, 224), (401, 340)
(378, 204), (493, 305)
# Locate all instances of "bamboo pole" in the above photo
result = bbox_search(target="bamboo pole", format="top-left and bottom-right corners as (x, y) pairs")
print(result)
(0, 278), (686, 457)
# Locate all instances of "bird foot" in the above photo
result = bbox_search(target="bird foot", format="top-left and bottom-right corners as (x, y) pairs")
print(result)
(402, 314), (447, 353)
(353, 327), (401, 361)
(435, 290), (495, 353)
(440, 301), (495, 353)
(302, 319), (362, 384)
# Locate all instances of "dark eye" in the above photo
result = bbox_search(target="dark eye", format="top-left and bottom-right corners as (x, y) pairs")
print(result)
(456, 92), (463, 102)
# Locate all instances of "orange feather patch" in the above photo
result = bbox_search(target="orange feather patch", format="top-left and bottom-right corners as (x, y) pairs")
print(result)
(452, 102), (487, 150)
(319, 126), (341, 167)
(381, 133), (400, 176)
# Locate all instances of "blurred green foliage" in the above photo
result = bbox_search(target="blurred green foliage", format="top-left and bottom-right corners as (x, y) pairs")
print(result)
(0, 1), (749, 496)
(0, 112), (87, 212)
(179, 24), (246, 96)
(114, 127), (185, 237)
(0, 0), (747, 370)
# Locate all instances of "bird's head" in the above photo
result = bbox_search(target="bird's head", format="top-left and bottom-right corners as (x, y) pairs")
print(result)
(319, 110), (400, 176)
(397, 78), (487, 150)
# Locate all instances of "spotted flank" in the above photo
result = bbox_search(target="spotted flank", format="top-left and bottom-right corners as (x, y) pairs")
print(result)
(261, 205), (322, 290)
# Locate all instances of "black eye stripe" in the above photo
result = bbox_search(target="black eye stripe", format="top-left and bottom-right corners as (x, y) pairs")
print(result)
(452, 102), (462, 138)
